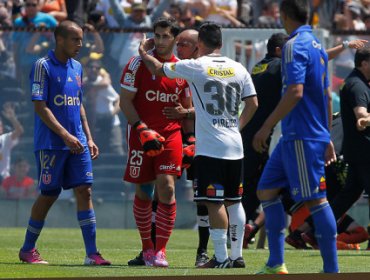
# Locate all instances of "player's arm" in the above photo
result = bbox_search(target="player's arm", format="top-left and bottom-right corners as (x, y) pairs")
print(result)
(253, 84), (303, 153)
(163, 102), (195, 120)
(180, 95), (195, 136)
(1, 103), (24, 140)
(80, 104), (99, 159)
(326, 39), (368, 61)
(239, 96), (258, 131)
(239, 70), (258, 130)
(119, 87), (141, 125)
(34, 101), (84, 153)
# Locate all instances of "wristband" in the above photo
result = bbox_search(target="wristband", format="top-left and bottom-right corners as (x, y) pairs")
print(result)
(342, 40), (349, 49)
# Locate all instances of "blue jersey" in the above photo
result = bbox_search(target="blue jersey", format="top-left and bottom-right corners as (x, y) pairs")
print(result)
(281, 25), (330, 142)
(30, 50), (87, 151)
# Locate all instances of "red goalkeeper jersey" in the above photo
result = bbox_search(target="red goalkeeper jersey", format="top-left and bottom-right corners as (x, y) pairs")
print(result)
(120, 50), (190, 134)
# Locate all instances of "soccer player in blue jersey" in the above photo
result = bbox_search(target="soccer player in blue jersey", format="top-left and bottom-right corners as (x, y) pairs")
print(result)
(18, 20), (110, 266)
(253, 0), (338, 274)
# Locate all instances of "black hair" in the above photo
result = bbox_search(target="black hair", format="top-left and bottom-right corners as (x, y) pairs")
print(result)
(355, 47), (370, 68)
(153, 17), (180, 37)
(198, 22), (222, 49)
(280, 0), (310, 24)
(267, 33), (289, 56)
(54, 20), (81, 41)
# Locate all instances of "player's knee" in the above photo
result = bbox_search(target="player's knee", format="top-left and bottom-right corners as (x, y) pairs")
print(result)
(74, 185), (92, 201)
(157, 185), (175, 204)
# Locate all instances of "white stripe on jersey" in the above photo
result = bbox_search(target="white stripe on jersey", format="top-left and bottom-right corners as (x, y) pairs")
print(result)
(294, 140), (311, 198)
(128, 56), (142, 71)
(284, 34), (298, 63)
(34, 57), (49, 82)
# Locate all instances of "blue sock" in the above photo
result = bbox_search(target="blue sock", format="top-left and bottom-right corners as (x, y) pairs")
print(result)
(310, 202), (339, 273)
(261, 198), (286, 267)
(77, 209), (97, 256)
(22, 218), (44, 252)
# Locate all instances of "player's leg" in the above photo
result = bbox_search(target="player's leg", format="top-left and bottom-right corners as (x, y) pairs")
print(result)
(241, 150), (265, 249)
(124, 129), (157, 266)
(19, 150), (66, 264)
(336, 215), (368, 249)
(195, 202), (210, 266)
(128, 184), (156, 266)
(224, 158), (245, 267)
(296, 140), (338, 273)
(194, 156), (231, 268)
(256, 141), (288, 274)
(188, 164), (210, 266)
(66, 149), (110, 265)
(153, 174), (177, 267)
(151, 131), (183, 267)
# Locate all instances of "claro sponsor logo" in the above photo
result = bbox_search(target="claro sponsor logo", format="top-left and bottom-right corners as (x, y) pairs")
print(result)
(54, 94), (81, 106)
(145, 90), (180, 103)
(159, 163), (176, 171)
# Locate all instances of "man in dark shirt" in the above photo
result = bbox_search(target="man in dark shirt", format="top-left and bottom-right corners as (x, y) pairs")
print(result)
(241, 32), (288, 244)
(333, 47), (370, 249)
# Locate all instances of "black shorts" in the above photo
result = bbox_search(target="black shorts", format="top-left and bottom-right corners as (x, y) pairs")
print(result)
(193, 155), (243, 202)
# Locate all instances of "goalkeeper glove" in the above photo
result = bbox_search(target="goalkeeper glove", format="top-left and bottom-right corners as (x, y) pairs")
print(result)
(134, 121), (165, 157)
(184, 132), (196, 145)
(182, 144), (195, 169)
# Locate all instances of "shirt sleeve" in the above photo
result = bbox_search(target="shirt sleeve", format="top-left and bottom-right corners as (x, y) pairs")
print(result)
(284, 42), (308, 85)
(348, 82), (369, 109)
(163, 59), (199, 81)
(30, 61), (49, 101)
(242, 70), (257, 100)
(120, 56), (142, 93)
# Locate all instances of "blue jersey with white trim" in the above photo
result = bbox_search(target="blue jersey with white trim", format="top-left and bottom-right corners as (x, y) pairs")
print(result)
(30, 50), (87, 151)
(281, 25), (330, 142)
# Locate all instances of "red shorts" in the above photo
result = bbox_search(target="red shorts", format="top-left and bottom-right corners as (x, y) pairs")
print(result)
(124, 128), (183, 183)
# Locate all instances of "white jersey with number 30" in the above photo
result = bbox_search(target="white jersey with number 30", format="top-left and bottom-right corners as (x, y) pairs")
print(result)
(163, 55), (256, 159)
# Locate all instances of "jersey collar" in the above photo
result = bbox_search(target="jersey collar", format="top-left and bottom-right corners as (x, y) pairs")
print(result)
(153, 50), (175, 62)
(48, 50), (74, 68)
(354, 68), (370, 84)
(289, 25), (312, 39)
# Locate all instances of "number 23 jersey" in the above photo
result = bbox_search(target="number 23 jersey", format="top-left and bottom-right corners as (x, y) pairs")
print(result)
(163, 55), (256, 159)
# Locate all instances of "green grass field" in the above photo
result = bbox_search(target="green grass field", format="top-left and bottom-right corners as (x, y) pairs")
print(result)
(0, 227), (369, 278)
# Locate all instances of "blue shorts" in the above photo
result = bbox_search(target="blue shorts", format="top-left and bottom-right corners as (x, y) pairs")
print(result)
(35, 148), (93, 195)
(258, 139), (328, 202)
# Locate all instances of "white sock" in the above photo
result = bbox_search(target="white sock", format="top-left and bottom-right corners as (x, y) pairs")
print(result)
(209, 228), (228, 262)
(227, 202), (246, 260)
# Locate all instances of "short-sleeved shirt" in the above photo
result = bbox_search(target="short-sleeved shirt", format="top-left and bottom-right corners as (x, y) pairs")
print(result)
(120, 51), (190, 134)
(340, 68), (370, 164)
(163, 55), (257, 160)
(30, 50), (87, 151)
(281, 25), (330, 142)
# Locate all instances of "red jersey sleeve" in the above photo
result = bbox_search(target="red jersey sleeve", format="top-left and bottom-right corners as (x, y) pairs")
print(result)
(120, 56), (143, 93)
